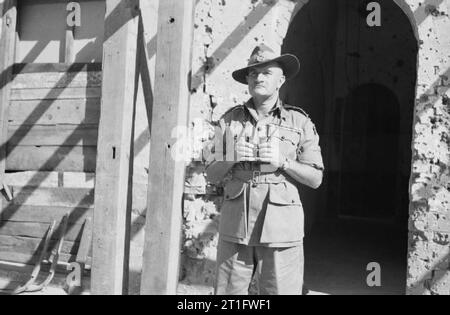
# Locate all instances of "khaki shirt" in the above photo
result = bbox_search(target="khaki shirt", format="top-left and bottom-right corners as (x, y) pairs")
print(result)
(210, 99), (324, 247)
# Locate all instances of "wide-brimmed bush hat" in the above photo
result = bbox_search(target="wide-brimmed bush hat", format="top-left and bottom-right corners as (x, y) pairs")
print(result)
(232, 44), (300, 84)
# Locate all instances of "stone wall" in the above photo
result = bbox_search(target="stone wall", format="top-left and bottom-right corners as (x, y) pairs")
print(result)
(180, 0), (304, 294)
(178, 0), (450, 295)
(404, 0), (450, 295)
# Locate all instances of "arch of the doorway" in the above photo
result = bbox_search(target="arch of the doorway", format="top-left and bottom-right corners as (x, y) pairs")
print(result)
(284, 0), (420, 209)
(289, 0), (419, 42)
(278, 0), (421, 294)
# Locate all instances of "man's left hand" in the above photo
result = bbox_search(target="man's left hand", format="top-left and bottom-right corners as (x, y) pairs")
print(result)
(258, 139), (284, 169)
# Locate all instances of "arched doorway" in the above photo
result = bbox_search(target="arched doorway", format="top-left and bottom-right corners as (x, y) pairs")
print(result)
(281, 0), (418, 294)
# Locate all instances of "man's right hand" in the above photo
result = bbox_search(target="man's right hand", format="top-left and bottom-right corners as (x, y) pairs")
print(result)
(235, 138), (257, 162)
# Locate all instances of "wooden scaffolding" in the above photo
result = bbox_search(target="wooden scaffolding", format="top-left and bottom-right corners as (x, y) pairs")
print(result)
(0, 0), (195, 294)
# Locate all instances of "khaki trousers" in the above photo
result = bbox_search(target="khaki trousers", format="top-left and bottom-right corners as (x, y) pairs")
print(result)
(215, 239), (304, 295)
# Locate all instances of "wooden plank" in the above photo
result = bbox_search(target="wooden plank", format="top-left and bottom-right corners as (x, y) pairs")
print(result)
(91, 0), (139, 295)
(6, 146), (97, 172)
(4, 171), (95, 188)
(7, 125), (98, 146)
(10, 87), (102, 101)
(0, 252), (79, 265)
(0, 205), (93, 223)
(7, 186), (94, 208)
(0, 0), (18, 216)
(0, 221), (86, 242)
(5, 171), (59, 187)
(0, 235), (79, 264)
(8, 99), (101, 126)
(12, 71), (102, 89)
(65, 28), (75, 64)
(141, 0), (196, 295)
(0, 235), (79, 256)
(13, 63), (102, 74)
(64, 172), (95, 188)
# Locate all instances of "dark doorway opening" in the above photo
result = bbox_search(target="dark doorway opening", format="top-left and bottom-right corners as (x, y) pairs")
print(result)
(281, 0), (417, 294)
(337, 83), (401, 220)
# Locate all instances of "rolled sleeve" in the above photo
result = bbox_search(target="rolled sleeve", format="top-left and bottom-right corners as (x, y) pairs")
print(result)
(296, 119), (324, 171)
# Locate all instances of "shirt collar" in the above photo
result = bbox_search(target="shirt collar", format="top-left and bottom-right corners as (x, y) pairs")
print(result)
(244, 98), (283, 121)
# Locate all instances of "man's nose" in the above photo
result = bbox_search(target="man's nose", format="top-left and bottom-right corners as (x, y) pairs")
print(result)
(254, 73), (265, 82)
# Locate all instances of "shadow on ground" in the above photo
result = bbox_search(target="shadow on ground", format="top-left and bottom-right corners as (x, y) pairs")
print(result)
(304, 218), (407, 295)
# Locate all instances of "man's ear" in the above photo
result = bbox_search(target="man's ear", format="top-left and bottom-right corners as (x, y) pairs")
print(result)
(278, 75), (286, 89)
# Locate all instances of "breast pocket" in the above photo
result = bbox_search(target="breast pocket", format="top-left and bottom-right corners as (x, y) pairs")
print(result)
(219, 179), (248, 239)
(272, 126), (302, 161)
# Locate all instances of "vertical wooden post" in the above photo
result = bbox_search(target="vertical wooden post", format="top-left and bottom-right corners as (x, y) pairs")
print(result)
(140, 0), (196, 295)
(64, 26), (75, 64)
(91, 0), (139, 295)
(0, 0), (17, 210)
(64, 0), (75, 63)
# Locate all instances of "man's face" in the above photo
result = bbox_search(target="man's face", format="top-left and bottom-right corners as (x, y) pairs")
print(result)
(247, 63), (286, 99)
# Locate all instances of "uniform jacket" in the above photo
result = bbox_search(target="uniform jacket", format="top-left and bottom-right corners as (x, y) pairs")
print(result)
(209, 99), (324, 246)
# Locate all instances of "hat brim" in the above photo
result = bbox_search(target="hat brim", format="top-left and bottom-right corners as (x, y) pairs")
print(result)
(232, 54), (300, 85)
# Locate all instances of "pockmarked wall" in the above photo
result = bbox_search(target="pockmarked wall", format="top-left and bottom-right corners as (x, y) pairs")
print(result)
(180, 0), (307, 294)
(402, 0), (450, 295)
(176, 0), (450, 295)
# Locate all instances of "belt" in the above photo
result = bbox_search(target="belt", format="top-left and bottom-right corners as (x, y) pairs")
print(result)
(233, 170), (286, 186)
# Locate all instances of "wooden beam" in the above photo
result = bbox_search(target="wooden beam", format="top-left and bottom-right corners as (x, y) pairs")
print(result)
(0, 235), (79, 264)
(13, 63), (103, 74)
(1, 205), (93, 223)
(12, 70), (102, 89)
(9, 186), (94, 208)
(140, 0), (196, 295)
(0, 221), (87, 242)
(4, 171), (95, 188)
(6, 145), (97, 172)
(7, 124), (98, 146)
(65, 27), (75, 64)
(8, 99), (101, 126)
(91, 0), (139, 295)
(10, 87), (102, 100)
(0, 0), (17, 212)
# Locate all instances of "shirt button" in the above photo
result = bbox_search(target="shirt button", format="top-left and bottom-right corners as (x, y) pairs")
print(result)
(257, 127), (262, 132)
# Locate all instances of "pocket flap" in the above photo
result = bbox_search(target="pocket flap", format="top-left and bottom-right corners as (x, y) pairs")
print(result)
(273, 127), (301, 146)
(224, 180), (246, 200)
(269, 182), (301, 205)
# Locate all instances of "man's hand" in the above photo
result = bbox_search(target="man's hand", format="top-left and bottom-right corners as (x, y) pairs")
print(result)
(235, 138), (257, 162)
(258, 139), (284, 169)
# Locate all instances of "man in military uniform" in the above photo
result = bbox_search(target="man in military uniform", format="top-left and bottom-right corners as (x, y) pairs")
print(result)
(207, 44), (324, 295)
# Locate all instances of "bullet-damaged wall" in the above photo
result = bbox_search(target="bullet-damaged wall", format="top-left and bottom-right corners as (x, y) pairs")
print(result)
(402, 0), (450, 295)
(180, 0), (304, 294)
(179, 0), (450, 295)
